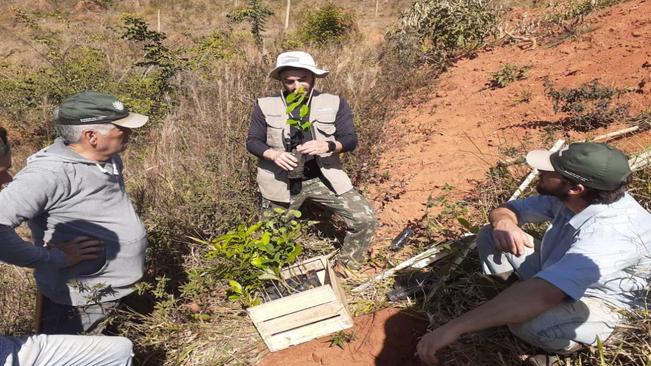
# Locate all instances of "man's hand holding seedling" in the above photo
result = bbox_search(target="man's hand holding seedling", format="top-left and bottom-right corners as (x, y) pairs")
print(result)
(264, 149), (297, 171)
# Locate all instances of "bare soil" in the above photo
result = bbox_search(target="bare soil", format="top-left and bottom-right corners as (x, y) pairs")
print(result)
(257, 1), (651, 364)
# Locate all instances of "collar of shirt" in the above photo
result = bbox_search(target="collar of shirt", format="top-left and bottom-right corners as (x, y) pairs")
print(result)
(568, 202), (606, 229)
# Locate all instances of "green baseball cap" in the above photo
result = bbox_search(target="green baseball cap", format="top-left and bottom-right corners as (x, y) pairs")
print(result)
(55, 91), (149, 128)
(526, 142), (631, 191)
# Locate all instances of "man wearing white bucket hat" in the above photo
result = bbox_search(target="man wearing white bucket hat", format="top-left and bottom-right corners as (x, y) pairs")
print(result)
(246, 51), (377, 273)
(417, 143), (651, 365)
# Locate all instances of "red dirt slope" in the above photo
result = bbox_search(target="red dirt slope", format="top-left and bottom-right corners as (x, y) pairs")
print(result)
(368, 0), (651, 241)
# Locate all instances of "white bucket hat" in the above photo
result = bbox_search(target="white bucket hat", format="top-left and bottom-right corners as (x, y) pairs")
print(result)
(269, 51), (329, 80)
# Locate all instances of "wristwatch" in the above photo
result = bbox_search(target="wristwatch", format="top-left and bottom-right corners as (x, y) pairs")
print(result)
(326, 141), (337, 153)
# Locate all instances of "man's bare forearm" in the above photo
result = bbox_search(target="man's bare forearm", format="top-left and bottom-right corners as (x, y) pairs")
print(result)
(444, 278), (565, 336)
(489, 206), (518, 227)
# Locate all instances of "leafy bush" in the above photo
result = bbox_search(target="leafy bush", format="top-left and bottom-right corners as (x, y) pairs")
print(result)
(487, 64), (530, 89)
(385, 0), (498, 71)
(0, 11), (183, 144)
(546, 0), (623, 33)
(544, 78), (630, 131)
(294, 3), (357, 46)
(227, 0), (273, 48)
(196, 209), (307, 307)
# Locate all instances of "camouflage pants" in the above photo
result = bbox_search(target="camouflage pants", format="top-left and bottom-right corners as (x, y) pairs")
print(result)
(261, 178), (377, 267)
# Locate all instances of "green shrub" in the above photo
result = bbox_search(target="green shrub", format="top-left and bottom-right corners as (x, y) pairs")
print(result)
(513, 89), (533, 104)
(226, 0), (274, 48)
(544, 78), (630, 131)
(546, 0), (623, 33)
(188, 31), (238, 72)
(385, 0), (498, 71)
(294, 3), (357, 46)
(487, 64), (530, 89)
(195, 209), (308, 307)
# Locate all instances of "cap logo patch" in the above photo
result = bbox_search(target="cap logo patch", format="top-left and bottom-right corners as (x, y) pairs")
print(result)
(80, 116), (107, 123)
(112, 101), (125, 111)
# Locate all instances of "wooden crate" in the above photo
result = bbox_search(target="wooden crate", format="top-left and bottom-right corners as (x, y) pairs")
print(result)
(247, 256), (353, 352)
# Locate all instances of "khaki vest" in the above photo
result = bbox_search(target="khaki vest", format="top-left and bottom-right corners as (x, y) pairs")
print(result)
(256, 93), (354, 203)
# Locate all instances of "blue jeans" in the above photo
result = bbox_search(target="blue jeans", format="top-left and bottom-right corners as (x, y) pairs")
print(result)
(1, 334), (133, 366)
(476, 225), (621, 353)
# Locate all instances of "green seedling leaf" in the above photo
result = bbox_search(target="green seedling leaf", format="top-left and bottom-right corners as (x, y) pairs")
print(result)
(286, 92), (298, 103)
(287, 119), (299, 126)
(299, 104), (309, 118)
(286, 244), (303, 263)
(289, 210), (302, 218)
(273, 207), (287, 214)
(245, 222), (262, 236)
(227, 294), (241, 301)
(258, 268), (281, 281)
(457, 217), (479, 233)
(261, 231), (271, 245)
(251, 256), (265, 268)
(286, 101), (302, 113)
(228, 280), (243, 294)
(300, 121), (312, 130)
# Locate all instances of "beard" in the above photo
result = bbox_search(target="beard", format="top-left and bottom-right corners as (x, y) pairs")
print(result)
(536, 180), (570, 201)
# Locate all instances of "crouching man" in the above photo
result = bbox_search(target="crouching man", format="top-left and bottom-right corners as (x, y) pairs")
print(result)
(246, 51), (377, 273)
(417, 143), (651, 365)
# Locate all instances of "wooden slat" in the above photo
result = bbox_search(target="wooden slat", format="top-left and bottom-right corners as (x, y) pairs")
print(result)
(280, 257), (326, 280)
(326, 260), (348, 308)
(258, 301), (344, 336)
(248, 285), (336, 322)
(265, 313), (354, 352)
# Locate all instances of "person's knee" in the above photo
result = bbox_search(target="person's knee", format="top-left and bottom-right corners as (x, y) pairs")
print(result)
(509, 320), (578, 354)
(350, 211), (377, 232)
(111, 337), (134, 359)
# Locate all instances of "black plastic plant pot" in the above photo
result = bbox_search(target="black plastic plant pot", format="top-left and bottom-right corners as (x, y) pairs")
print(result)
(287, 149), (305, 179)
(260, 271), (322, 302)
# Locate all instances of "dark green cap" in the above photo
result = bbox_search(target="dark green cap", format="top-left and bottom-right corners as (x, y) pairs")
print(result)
(526, 142), (631, 191)
(55, 91), (148, 128)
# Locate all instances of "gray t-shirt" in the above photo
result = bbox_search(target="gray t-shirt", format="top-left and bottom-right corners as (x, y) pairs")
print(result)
(507, 193), (651, 308)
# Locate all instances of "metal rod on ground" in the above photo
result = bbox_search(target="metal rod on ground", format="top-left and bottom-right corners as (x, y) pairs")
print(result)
(353, 139), (566, 293)
(352, 233), (473, 293)
(592, 126), (640, 142)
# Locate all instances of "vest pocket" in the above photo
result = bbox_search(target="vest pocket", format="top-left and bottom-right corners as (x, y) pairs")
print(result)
(266, 115), (287, 149)
(314, 122), (336, 137)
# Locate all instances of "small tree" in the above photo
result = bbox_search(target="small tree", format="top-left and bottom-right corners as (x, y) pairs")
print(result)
(295, 3), (356, 46)
(227, 0), (274, 48)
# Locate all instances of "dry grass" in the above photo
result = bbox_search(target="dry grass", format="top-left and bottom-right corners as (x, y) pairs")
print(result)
(0, 263), (35, 336)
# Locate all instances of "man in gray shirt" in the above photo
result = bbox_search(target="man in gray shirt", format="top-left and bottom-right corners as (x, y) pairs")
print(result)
(0, 126), (134, 365)
(0, 92), (149, 334)
(417, 143), (651, 365)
